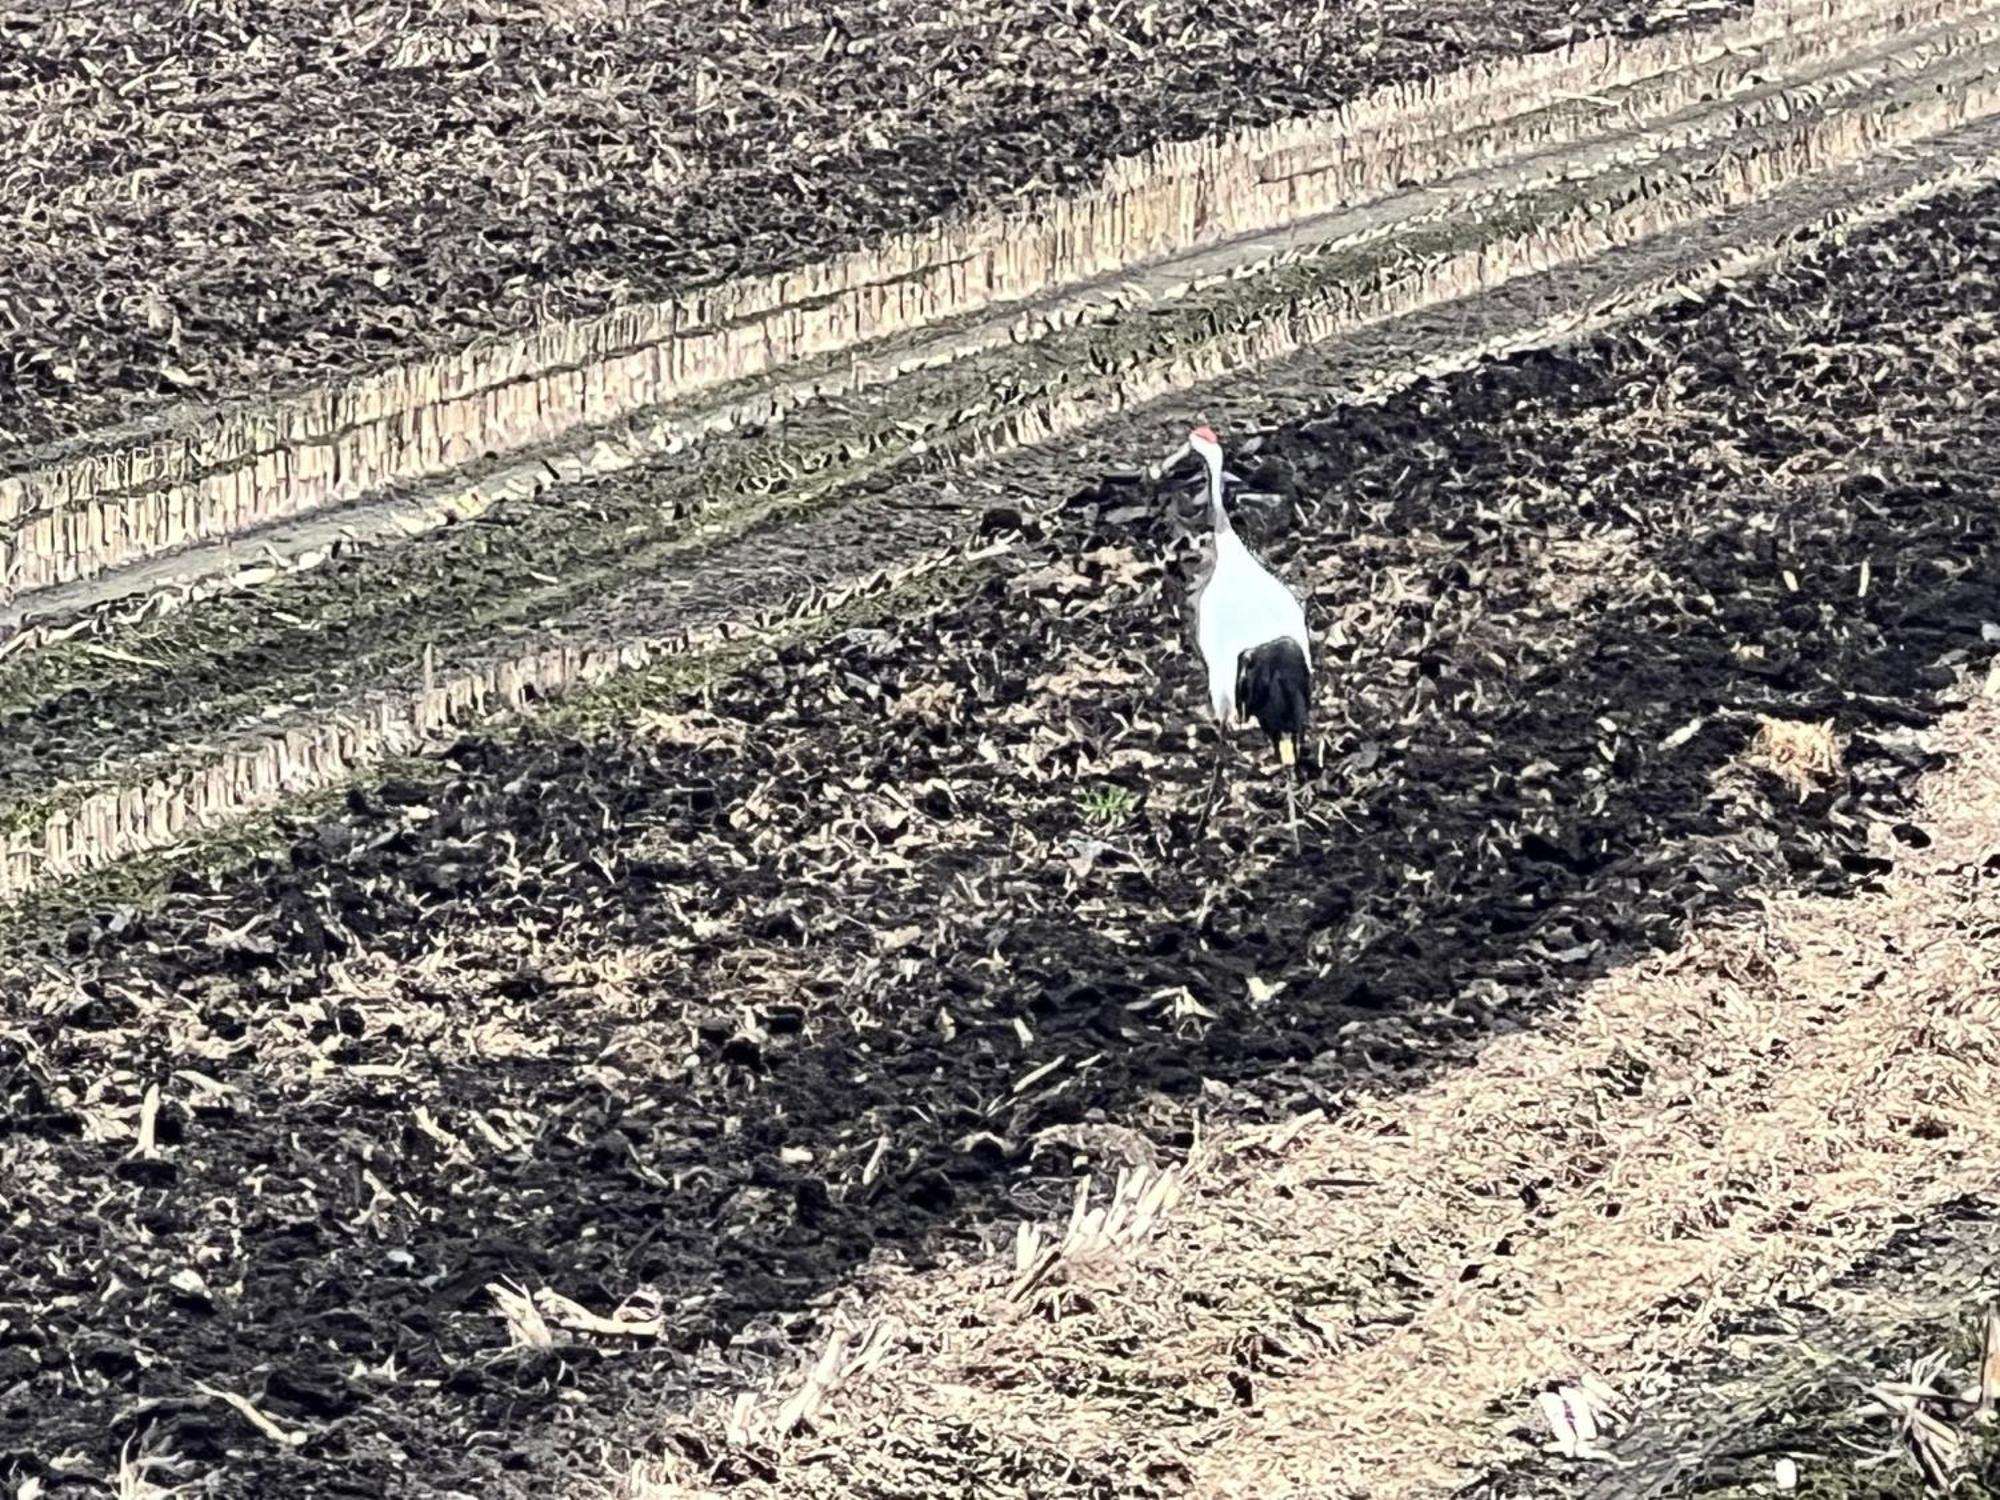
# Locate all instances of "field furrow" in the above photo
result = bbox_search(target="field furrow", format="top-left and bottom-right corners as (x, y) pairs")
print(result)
(0, 0), (1753, 454)
(622, 692), (2000, 1500)
(8, 0), (2000, 1494)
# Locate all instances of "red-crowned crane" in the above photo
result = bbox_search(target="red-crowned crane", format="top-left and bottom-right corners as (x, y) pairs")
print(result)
(1156, 423), (1312, 848)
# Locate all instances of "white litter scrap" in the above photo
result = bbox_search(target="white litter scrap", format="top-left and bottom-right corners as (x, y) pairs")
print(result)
(1537, 1374), (1625, 1462)
(487, 1279), (554, 1350)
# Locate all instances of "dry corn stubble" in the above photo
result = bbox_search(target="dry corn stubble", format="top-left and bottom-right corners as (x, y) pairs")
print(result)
(624, 689), (2000, 1500)
(5, 0), (1771, 456)
(11, 157), (2000, 1500)
(5, 0), (1983, 652)
(1745, 714), (1846, 798)
(1, 0), (1975, 607)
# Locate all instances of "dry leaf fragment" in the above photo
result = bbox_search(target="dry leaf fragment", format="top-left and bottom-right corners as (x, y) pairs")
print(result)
(1977, 1306), (2000, 1420)
(532, 1286), (665, 1340)
(194, 1383), (307, 1448)
(488, 1280), (554, 1349)
(1538, 1380), (1619, 1461)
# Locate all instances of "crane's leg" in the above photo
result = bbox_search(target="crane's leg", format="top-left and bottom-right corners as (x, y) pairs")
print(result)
(1284, 774), (1300, 853)
(1195, 722), (1230, 842)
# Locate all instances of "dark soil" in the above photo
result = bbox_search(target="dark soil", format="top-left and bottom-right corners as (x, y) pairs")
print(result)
(3, 185), (1999, 1499)
(0, 0), (1744, 451)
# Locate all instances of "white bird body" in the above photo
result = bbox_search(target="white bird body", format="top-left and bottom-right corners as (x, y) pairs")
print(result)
(1183, 428), (1311, 744)
(1160, 424), (1314, 846)
(1195, 523), (1311, 729)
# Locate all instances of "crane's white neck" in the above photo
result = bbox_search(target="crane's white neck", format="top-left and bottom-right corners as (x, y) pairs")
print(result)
(1200, 446), (1231, 535)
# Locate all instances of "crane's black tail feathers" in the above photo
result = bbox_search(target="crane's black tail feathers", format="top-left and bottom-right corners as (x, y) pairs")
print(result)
(1236, 638), (1312, 779)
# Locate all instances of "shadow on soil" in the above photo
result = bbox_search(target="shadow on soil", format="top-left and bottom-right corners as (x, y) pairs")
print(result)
(5, 200), (1999, 1498)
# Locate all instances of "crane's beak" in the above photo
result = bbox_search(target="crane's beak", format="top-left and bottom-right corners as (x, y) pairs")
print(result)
(1277, 733), (1297, 768)
(1148, 440), (1192, 482)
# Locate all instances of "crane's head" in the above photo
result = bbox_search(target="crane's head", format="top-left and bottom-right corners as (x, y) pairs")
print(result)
(1148, 422), (1231, 484)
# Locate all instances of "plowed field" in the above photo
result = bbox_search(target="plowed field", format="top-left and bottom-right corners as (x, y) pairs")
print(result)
(7, 150), (2000, 1500)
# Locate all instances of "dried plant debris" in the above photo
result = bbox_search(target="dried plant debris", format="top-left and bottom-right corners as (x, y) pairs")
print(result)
(1745, 715), (1846, 800)
(1855, 1346), (1981, 1492)
(1463, 1206), (2000, 1500)
(1835, 1310), (2000, 1494)
(9, 0), (1957, 615)
(5, 181), (2000, 1500)
(1538, 1376), (1628, 1463)
(0, 0), (1748, 449)
(633, 735), (2000, 1500)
